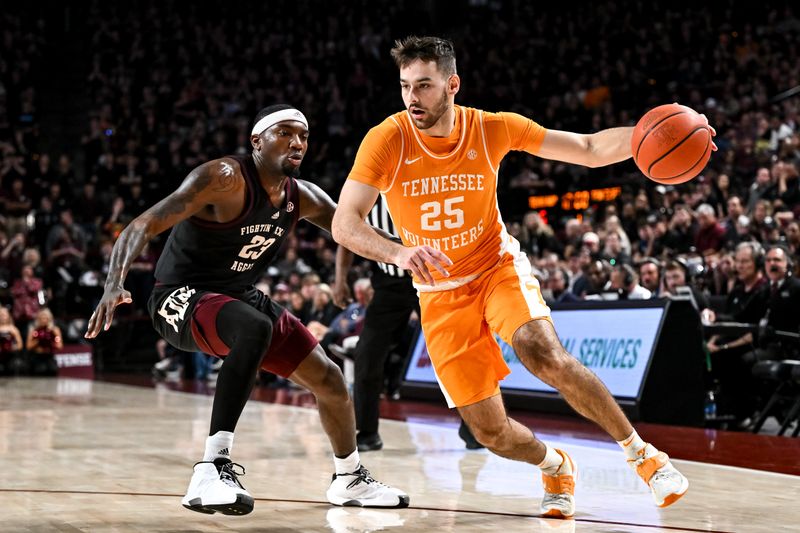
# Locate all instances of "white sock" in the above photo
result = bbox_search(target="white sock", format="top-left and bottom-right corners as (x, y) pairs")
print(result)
(204, 431), (234, 461)
(333, 449), (360, 474)
(537, 444), (564, 475)
(617, 430), (647, 460)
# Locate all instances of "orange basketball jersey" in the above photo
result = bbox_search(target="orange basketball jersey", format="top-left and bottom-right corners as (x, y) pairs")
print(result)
(348, 105), (546, 287)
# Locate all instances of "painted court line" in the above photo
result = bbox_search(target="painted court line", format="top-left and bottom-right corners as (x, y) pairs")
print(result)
(0, 488), (731, 532)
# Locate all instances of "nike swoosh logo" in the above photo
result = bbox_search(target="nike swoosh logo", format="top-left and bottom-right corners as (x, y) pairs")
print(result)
(404, 156), (422, 165)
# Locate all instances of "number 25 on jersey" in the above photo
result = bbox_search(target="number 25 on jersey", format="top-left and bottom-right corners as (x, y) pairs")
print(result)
(420, 196), (464, 231)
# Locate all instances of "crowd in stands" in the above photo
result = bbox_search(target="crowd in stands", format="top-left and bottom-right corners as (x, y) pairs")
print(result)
(1, 1), (800, 427)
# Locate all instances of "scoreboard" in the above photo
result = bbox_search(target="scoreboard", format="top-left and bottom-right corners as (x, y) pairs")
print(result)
(528, 186), (622, 212)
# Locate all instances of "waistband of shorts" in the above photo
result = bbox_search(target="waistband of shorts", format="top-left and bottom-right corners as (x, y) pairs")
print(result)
(413, 272), (481, 293)
(412, 252), (520, 293)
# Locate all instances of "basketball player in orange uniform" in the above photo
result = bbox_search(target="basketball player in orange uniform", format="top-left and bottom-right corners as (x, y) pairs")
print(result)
(332, 36), (696, 518)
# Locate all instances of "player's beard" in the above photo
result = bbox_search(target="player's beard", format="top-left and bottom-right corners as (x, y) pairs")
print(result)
(281, 160), (302, 178)
(412, 89), (449, 130)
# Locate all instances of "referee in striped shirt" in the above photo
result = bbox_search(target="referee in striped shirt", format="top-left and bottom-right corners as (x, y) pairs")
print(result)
(334, 195), (481, 451)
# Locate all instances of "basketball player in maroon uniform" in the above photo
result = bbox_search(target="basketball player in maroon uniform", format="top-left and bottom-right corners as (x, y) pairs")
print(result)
(86, 105), (408, 515)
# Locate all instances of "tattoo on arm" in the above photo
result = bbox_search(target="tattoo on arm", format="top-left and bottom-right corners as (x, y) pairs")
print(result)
(106, 161), (223, 289)
(151, 191), (192, 220)
(212, 172), (237, 193)
(211, 161), (238, 193)
(104, 221), (150, 290)
(150, 168), (214, 221)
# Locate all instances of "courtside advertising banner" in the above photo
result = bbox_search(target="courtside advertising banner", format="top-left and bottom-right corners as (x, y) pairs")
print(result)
(405, 307), (665, 398)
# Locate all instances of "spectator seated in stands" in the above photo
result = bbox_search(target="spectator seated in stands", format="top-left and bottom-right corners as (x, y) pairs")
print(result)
(745, 245), (800, 364)
(663, 205), (697, 255)
(304, 283), (339, 340)
(721, 196), (745, 249)
(662, 260), (710, 311)
(579, 231), (601, 258)
(543, 267), (580, 304)
(746, 168), (775, 214)
(638, 258), (662, 298)
(736, 244), (800, 429)
(298, 273), (321, 320)
(785, 221), (800, 257)
(324, 278), (373, 360)
(707, 251), (736, 297)
(521, 211), (561, 256)
(704, 242), (770, 425)
(600, 231), (631, 267)
(694, 203), (726, 253)
(572, 259), (611, 300)
(607, 264), (651, 300)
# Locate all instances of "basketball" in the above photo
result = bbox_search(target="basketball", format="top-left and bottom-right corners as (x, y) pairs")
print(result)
(631, 103), (713, 185)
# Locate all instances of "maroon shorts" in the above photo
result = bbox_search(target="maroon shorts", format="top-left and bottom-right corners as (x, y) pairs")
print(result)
(148, 284), (317, 378)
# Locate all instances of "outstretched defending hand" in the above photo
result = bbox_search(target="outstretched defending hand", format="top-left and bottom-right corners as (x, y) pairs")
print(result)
(85, 288), (133, 338)
(394, 246), (453, 285)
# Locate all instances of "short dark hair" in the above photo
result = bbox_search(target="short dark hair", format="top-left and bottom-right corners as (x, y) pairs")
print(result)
(252, 104), (295, 131)
(664, 260), (687, 276)
(391, 36), (457, 76)
(638, 257), (662, 273)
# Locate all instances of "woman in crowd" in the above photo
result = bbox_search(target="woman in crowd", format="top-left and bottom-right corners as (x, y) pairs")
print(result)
(26, 307), (63, 376)
(0, 306), (24, 375)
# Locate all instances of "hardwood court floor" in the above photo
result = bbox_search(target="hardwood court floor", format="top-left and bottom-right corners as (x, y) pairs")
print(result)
(1, 377), (798, 532)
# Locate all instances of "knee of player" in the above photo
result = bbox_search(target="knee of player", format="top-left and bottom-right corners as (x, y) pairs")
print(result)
(520, 344), (570, 376)
(249, 315), (274, 343)
(535, 349), (573, 377)
(468, 420), (507, 449)
(317, 360), (349, 399)
(514, 326), (568, 371)
(222, 302), (273, 350)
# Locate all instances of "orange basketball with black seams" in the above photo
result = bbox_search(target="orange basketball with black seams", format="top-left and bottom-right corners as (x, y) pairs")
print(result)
(631, 103), (713, 185)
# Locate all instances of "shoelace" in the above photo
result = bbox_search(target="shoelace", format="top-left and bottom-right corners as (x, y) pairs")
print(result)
(544, 493), (573, 507)
(194, 460), (246, 489)
(342, 466), (387, 491)
(650, 468), (674, 484)
(219, 462), (246, 489)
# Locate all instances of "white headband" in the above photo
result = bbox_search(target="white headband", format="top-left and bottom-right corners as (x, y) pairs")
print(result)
(251, 108), (309, 136)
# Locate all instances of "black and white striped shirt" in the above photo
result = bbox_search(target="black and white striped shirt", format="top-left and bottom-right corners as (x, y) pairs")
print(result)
(368, 195), (405, 278)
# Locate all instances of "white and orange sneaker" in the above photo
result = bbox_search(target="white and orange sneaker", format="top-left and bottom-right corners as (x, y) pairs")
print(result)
(629, 444), (688, 507)
(540, 449), (577, 519)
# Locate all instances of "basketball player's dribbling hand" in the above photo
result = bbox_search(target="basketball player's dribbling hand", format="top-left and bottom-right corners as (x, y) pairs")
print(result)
(85, 288), (133, 338)
(698, 113), (718, 151)
(394, 246), (453, 285)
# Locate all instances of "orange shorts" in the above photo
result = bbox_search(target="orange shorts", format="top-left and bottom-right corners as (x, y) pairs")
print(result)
(418, 251), (551, 408)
